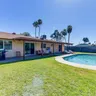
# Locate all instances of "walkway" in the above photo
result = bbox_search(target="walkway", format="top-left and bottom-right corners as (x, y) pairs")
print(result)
(0, 54), (59, 64)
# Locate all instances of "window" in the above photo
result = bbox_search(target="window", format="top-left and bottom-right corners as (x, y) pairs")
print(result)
(43, 44), (46, 48)
(0, 40), (3, 49)
(25, 43), (34, 54)
(4, 40), (12, 50)
(41, 43), (46, 48)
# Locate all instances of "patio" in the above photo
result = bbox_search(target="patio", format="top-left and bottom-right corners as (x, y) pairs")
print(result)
(0, 53), (62, 64)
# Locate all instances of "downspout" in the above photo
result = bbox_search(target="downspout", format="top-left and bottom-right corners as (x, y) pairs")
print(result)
(41, 42), (43, 56)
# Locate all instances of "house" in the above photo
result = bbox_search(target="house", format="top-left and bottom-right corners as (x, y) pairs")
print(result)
(75, 43), (91, 47)
(0, 32), (72, 59)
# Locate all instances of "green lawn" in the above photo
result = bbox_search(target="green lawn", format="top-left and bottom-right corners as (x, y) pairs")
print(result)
(0, 56), (96, 96)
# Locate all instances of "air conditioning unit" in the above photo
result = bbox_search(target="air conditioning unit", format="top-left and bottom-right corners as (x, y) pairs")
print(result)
(40, 35), (47, 40)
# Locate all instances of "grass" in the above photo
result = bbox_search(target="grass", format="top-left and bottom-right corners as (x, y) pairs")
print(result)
(0, 56), (96, 96)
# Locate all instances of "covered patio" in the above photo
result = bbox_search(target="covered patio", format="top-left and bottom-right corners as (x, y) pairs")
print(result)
(15, 37), (67, 60)
(0, 32), (73, 62)
(0, 53), (63, 64)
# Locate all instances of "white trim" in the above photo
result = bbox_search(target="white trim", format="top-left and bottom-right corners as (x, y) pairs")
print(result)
(55, 54), (96, 70)
(3, 40), (4, 50)
(0, 40), (12, 51)
(0, 40), (4, 50)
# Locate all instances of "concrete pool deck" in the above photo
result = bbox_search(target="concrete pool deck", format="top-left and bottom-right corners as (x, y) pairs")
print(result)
(55, 54), (96, 70)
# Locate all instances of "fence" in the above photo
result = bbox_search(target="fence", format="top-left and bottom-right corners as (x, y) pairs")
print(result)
(65, 46), (96, 53)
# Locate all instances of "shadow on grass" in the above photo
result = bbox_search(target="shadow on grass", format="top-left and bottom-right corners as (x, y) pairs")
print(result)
(0, 54), (63, 65)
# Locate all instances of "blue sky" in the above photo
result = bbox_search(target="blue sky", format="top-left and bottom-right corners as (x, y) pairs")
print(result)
(0, 0), (96, 44)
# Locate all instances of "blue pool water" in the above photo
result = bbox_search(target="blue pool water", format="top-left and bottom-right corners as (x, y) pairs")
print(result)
(64, 54), (96, 66)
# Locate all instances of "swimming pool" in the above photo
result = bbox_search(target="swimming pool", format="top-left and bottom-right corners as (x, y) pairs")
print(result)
(64, 54), (96, 66)
(55, 54), (96, 70)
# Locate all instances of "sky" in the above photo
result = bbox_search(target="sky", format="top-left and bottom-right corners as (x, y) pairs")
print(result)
(0, 0), (96, 45)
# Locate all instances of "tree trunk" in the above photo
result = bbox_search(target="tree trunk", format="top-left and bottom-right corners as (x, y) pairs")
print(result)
(68, 33), (70, 43)
(35, 27), (36, 37)
(39, 26), (40, 38)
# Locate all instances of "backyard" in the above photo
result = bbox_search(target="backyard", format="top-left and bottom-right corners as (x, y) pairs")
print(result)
(0, 56), (96, 96)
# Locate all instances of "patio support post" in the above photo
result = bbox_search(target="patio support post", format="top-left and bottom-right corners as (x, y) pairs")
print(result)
(41, 42), (43, 56)
(23, 40), (25, 60)
(62, 44), (64, 53)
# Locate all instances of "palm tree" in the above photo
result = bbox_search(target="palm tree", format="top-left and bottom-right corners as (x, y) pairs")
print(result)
(33, 21), (38, 37)
(50, 30), (61, 41)
(61, 29), (67, 42)
(67, 25), (72, 43)
(38, 19), (42, 38)
(83, 37), (89, 44)
(50, 33), (55, 40)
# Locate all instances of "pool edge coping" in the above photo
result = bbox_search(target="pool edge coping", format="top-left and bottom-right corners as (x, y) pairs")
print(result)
(55, 54), (96, 70)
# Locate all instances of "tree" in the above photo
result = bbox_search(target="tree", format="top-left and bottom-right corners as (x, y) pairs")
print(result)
(83, 37), (89, 43)
(60, 29), (67, 42)
(67, 25), (72, 43)
(50, 33), (55, 40)
(38, 19), (42, 38)
(50, 30), (61, 41)
(33, 21), (38, 37)
(20, 32), (31, 36)
(89, 42), (91, 45)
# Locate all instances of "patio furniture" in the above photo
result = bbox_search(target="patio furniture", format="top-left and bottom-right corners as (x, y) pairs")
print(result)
(36, 50), (42, 55)
(63, 50), (74, 54)
(36, 49), (52, 55)
(69, 50), (74, 54)
(0, 49), (6, 60)
(16, 51), (21, 57)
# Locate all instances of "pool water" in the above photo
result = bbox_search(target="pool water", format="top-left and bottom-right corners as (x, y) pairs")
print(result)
(64, 54), (96, 66)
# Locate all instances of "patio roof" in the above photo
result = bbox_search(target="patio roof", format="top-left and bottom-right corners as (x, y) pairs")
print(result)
(0, 32), (73, 45)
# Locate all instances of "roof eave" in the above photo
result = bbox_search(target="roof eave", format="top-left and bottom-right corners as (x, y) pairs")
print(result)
(14, 37), (73, 45)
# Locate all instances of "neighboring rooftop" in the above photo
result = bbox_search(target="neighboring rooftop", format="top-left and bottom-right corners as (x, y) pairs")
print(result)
(76, 43), (91, 47)
(0, 32), (73, 45)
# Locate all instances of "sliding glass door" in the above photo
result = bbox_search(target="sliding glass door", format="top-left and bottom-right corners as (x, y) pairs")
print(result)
(25, 43), (34, 55)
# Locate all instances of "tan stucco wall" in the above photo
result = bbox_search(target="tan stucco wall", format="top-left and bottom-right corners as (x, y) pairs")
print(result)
(42, 43), (53, 53)
(54, 44), (65, 53)
(62, 44), (64, 52)
(6, 40), (41, 58)
(46, 43), (53, 52)
(35, 42), (41, 51)
(1, 39), (65, 58)
(54, 44), (59, 53)
(6, 40), (23, 58)
(25, 41), (54, 53)
(25, 41), (55, 53)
